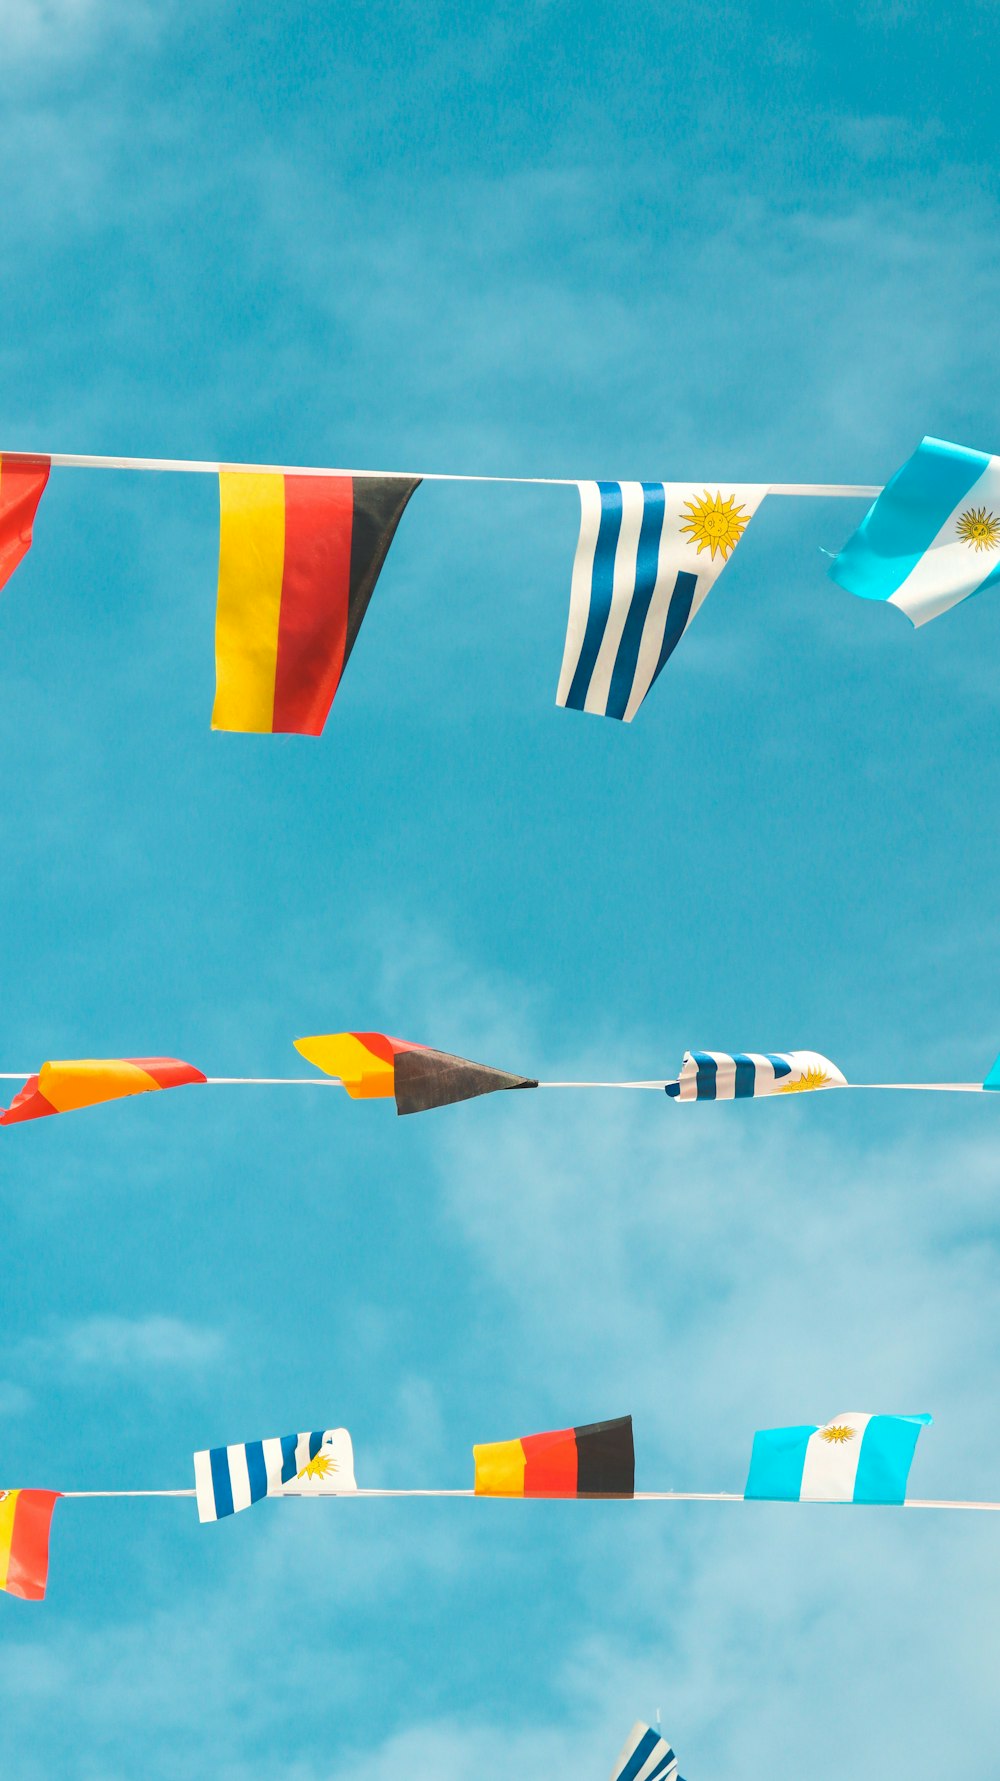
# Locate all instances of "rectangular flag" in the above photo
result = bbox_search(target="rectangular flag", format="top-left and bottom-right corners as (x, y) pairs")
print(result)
(745, 1411), (931, 1504)
(556, 480), (768, 720)
(194, 1427), (357, 1522)
(0, 455), (50, 594)
(829, 436), (1000, 626)
(474, 1415), (634, 1498)
(0, 1489), (60, 1601)
(213, 472), (419, 734)
(664, 1049), (847, 1101)
(609, 1722), (680, 1781)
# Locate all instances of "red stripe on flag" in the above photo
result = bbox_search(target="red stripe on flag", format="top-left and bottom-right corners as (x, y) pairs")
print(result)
(7, 1491), (59, 1601)
(521, 1428), (578, 1497)
(0, 456), (50, 593)
(271, 475), (353, 735)
(0, 1076), (58, 1124)
(130, 1058), (207, 1090)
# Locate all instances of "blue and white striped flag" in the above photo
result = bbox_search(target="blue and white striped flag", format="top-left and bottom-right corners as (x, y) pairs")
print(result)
(745, 1412), (931, 1504)
(556, 480), (768, 720)
(665, 1049), (847, 1101)
(609, 1721), (681, 1781)
(194, 1427), (357, 1523)
(830, 436), (1000, 626)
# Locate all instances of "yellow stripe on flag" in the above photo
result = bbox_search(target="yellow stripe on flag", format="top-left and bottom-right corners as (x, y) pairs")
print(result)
(212, 473), (286, 732)
(39, 1060), (160, 1113)
(0, 1489), (19, 1591)
(473, 1438), (526, 1496)
(293, 1034), (396, 1099)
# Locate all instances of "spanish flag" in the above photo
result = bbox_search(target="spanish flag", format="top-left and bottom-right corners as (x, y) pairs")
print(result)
(0, 455), (49, 593)
(0, 1057), (206, 1124)
(0, 1490), (60, 1601)
(212, 472), (420, 734)
(473, 1416), (634, 1498)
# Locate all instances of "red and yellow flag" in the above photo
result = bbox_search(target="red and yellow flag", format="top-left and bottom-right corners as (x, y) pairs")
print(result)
(0, 1057), (206, 1124)
(0, 455), (49, 593)
(473, 1417), (635, 1498)
(0, 1490), (60, 1601)
(212, 472), (419, 735)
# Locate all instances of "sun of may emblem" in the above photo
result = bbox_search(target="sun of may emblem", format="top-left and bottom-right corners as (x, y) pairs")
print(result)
(776, 1067), (831, 1094)
(678, 489), (750, 561)
(297, 1451), (339, 1481)
(956, 505), (1000, 552)
(820, 1424), (856, 1445)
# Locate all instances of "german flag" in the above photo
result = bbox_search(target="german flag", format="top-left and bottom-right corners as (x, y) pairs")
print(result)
(473, 1416), (634, 1498)
(293, 1031), (537, 1115)
(1, 1057), (206, 1124)
(0, 1490), (60, 1601)
(0, 454), (49, 593)
(212, 472), (419, 734)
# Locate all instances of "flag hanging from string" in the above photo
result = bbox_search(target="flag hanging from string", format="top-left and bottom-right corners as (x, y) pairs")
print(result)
(744, 1412), (931, 1503)
(194, 1428), (357, 1522)
(556, 481), (768, 720)
(0, 455), (49, 594)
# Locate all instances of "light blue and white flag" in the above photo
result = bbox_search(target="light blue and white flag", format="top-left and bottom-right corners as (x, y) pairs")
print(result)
(609, 1721), (681, 1781)
(829, 436), (1000, 626)
(665, 1048), (846, 1101)
(556, 480), (768, 720)
(745, 1411), (931, 1504)
(194, 1427), (357, 1523)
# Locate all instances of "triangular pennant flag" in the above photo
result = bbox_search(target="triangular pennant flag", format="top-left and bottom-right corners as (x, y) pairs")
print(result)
(213, 472), (420, 734)
(293, 1032), (537, 1115)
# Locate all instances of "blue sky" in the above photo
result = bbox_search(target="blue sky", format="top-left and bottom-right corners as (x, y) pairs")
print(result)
(0, 2), (998, 1776)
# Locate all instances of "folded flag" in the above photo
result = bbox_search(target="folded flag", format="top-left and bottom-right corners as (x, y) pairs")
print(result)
(213, 471), (420, 734)
(829, 436), (1000, 627)
(985, 1050), (1000, 1091)
(664, 1049), (846, 1101)
(745, 1411), (931, 1503)
(474, 1415), (634, 1498)
(609, 1722), (681, 1781)
(0, 1057), (206, 1124)
(0, 1489), (60, 1601)
(0, 455), (49, 594)
(556, 480), (768, 721)
(194, 1427), (357, 1523)
(294, 1031), (537, 1115)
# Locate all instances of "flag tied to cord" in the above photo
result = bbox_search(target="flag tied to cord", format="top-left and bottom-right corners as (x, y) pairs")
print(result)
(609, 1722), (681, 1781)
(664, 1049), (847, 1101)
(556, 480), (768, 720)
(0, 1057), (206, 1124)
(0, 1489), (60, 1600)
(473, 1415), (634, 1498)
(213, 473), (419, 734)
(194, 1427), (357, 1522)
(745, 1411), (931, 1503)
(829, 436), (1000, 625)
(0, 455), (49, 594)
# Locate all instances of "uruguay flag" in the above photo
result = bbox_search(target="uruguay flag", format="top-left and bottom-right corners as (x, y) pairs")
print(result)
(556, 480), (768, 720)
(745, 1411), (931, 1504)
(194, 1427), (357, 1522)
(829, 436), (1000, 625)
(609, 1721), (681, 1781)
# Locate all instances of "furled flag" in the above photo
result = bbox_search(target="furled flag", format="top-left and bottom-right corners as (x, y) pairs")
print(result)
(294, 1031), (538, 1115)
(986, 1051), (1000, 1092)
(609, 1722), (682, 1781)
(213, 472), (420, 734)
(664, 1049), (847, 1101)
(745, 1411), (931, 1504)
(829, 436), (1000, 626)
(194, 1427), (357, 1523)
(0, 1057), (206, 1124)
(0, 454), (49, 594)
(0, 1489), (60, 1601)
(473, 1415), (634, 1498)
(556, 480), (768, 720)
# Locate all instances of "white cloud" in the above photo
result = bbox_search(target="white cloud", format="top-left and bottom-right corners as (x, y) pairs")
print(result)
(26, 1314), (225, 1376)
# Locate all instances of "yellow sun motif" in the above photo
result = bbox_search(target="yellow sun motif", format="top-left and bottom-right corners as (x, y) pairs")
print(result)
(956, 506), (1000, 552)
(678, 490), (750, 562)
(297, 1452), (338, 1481)
(820, 1424), (856, 1445)
(775, 1068), (832, 1094)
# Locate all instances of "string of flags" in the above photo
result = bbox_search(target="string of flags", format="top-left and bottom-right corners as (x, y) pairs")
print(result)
(0, 435), (996, 734)
(11, 1406), (1000, 1604)
(0, 1036), (997, 1124)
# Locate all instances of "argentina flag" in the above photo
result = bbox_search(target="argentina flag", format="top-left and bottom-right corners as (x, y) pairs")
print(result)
(830, 436), (1000, 626)
(609, 1721), (682, 1781)
(556, 480), (768, 720)
(194, 1427), (357, 1522)
(745, 1412), (931, 1504)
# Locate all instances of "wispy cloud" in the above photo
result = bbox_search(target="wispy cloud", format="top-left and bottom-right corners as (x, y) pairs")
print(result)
(23, 1314), (226, 1377)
